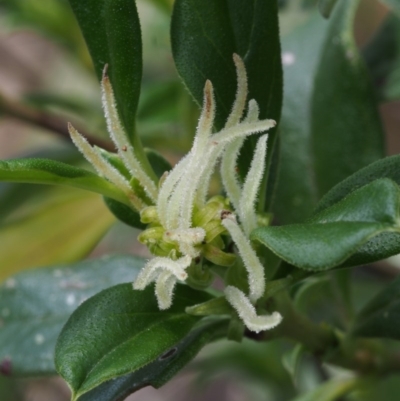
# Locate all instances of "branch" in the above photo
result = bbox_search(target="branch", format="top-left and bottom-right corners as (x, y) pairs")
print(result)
(0, 94), (114, 152)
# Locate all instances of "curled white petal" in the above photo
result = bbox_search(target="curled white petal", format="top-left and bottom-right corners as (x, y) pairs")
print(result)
(245, 99), (260, 123)
(239, 134), (268, 236)
(212, 119), (276, 144)
(225, 54), (248, 128)
(222, 218), (265, 302)
(193, 141), (224, 208)
(177, 81), (216, 229)
(101, 73), (158, 202)
(220, 100), (261, 211)
(225, 286), (282, 333)
(155, 271), (177, 310)
(69, 123), (129, 190)
(220, 138), (244, 211)
(133, 255), (191, 290)
(158, 154), (191, 229)
(165, 228), (206, 245)
(164, 227), (206, 258)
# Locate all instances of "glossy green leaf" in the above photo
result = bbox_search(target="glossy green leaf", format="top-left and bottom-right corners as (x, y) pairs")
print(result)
(313, 156), (400, 267)
(76, 319), (228, 401)
(318, 0), (339, 18)
(102, 197), (144, 229)
(311, 0), (385, 197)
(252, 179), (400, 271)
(0, 189), (114, 280)
(273, 15), (328, 224)
(0, 255), (144, 376)
(316, 155), (400, 212)
(291, 378), (359, 401)
(353, 274), (400, 339)
(145, 149), (172, 178)
(67, 0), (141, 142)
(0, 158), (131, 206)
(171, 0), (282, 209)
(55, 283), (216, 400)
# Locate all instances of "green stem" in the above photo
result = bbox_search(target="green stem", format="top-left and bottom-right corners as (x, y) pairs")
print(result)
(131, 126), (159, 184)
(272, 292), (337, 353)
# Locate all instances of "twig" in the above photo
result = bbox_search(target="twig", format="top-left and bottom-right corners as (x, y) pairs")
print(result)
(0, 93), (114, 152)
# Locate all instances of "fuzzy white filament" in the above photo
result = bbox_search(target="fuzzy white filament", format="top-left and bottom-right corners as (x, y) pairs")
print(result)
(224, 286), (282, 333)
(225, 54), (248, 128)
(157, 154), (191, 228)
(196, 55), (247, 207)
(175, 81), (215, 229)
(239, 134), (268, 236)
(133, 255), (191, 290)
(220, 100), (261, 211)
(101, 72), (158, 202)
(222, 218), (265, 302)
(155, 271), (177, 310)
(68, 123), (145, 211)
(164, 227), (206, 257)
(212, 120), (275, 144)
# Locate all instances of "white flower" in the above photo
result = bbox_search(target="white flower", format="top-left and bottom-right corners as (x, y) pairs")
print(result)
(68, 54), (282, 332)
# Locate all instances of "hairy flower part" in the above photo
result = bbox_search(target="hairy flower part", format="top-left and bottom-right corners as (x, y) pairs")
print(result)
(164, 228), (206, 257)
(222, 218), (265, 302)
(157, 154), (191, 228)
(101, 68), (158, 202)
(69, 52), (279, 332)
(68, 123), (145, 211)
(225, 54), (248, 128)
(133, 255), (191, 290)
(155, 270), (178, 310)
(224, 286), (282, 333)
(168, 82), (216, 230)
(220, 99), (261, 212)
(239, 134), (268, 237)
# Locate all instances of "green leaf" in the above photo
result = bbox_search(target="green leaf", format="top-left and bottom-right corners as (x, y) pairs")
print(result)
(318, 0), (339, 18)
(171, 0), (283, 209)
(353, 274), (400, 339)
(76, 319), (228, 401)
(145, 148), (172, 178)
(282, 344), (305, 387)
(102, 197), (144, 229)
(55, 283), (219, 400)
(311, 0), (385, 197)
(316, 155), (400, 213)
(273, 15), (328, 224)
(290, 378), (359, 401)
(252, 179), (400, 271)
(67, 0), (141, 143)
(0, 189), (114, 281)
(0, 255), (144, 376)
(314, 155), (400, 267)
(0, 158), (131, 206)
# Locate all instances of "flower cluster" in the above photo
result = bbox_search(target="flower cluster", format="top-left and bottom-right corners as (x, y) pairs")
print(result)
(69, 54), (282, 333)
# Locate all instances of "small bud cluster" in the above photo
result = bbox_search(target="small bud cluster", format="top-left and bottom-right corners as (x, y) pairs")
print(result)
(68, 55), (282, 333)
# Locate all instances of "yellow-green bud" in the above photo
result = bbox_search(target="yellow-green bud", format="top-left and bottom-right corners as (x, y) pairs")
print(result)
(140, 206), (160, 224)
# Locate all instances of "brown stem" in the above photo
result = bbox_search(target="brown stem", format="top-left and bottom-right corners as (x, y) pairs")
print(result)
(0, 94), (114, 152)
